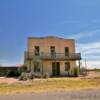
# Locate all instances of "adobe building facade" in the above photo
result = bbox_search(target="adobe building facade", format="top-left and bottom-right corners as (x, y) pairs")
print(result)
(24, 36), (81, 76)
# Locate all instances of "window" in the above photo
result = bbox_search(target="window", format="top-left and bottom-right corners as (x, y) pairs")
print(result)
(34, 62), (40, 72)
(65, 47), (69, 56)
(34, 46), (40, 56)
(50, 46), (56, 58)
(51, 46), (55, 53)
(65, 62), (70, 71)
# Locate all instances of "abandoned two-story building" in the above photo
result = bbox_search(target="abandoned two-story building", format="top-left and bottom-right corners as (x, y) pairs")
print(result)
(24, 36), (81, 76)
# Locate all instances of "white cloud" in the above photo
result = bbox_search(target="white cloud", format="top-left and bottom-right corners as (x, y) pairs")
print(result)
(86, 60), (100, 69)
(76, 41), (100, 69)
(84, 49), (100, 55)
(69, 29), (100, 40)
(69, 29), (100, 68)
(77, 60), (100, 69)
(77, 41), (100, 54)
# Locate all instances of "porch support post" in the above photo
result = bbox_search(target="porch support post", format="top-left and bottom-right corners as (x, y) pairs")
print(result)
(41, 62), (44, 75)
(78, 60), (81, 74)
(31, 60), (34, 72)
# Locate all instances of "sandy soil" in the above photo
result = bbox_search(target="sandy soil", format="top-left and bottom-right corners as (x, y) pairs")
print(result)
(86, 71), (100, 78)
(0, 77), (19, 84)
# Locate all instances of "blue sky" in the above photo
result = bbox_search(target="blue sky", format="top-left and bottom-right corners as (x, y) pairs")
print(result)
(0, 0), (100, 68)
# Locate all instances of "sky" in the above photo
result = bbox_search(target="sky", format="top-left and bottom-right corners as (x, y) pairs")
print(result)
(0, 0), (100, 68)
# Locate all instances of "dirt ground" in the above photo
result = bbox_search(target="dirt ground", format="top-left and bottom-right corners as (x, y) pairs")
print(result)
(0, 77), (19, 84)
(85, 71), (100, 78)
(0, 71), (99, 100)
(0, 89), (100, 100)
(0, 71), (100, 84)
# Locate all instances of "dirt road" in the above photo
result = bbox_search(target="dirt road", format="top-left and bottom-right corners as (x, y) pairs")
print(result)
(0, 89), (100, 100)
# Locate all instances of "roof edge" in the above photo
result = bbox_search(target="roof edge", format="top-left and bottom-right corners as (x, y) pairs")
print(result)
(28, 36), (75, 41)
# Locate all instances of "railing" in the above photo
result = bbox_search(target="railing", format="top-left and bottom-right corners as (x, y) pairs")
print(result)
(40, 52), (81, 60)
(24, 51), (81, 60)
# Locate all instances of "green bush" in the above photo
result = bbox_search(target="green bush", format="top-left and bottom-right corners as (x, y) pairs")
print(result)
(7, 66), (27, 77)
(6, 70), (20, 77)
(18, 66), (27, 75)
(72, 67), (79, 77)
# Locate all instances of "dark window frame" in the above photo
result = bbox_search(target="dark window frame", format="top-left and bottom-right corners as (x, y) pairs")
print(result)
(65, 47), (69, 56)
(34, 46), (40, 56)
(65, 62), (70, 71)
(50, 46), (56, 58)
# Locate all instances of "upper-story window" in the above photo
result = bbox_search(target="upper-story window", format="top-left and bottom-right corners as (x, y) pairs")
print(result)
(50, 46), (56, 57)
(51, 46), (55, 53)
(65, 47), (69, 56)
(34, 46), (40, 56)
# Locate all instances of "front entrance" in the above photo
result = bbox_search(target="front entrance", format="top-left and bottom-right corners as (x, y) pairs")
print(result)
(52, 62), (60, 76)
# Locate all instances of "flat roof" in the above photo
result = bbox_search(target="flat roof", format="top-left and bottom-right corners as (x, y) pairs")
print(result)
(28, 36), (75, 41)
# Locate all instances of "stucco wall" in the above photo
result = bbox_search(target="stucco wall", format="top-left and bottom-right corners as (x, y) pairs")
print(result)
(42, 60), (76, 76)
(24, 36), (77, 76)
(27, 37), (75, 54)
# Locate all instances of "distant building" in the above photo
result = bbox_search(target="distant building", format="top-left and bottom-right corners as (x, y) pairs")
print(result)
(24, 36), (81, 76)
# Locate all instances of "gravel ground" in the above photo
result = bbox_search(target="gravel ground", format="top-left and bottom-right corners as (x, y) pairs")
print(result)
(0, 89), (100, 100)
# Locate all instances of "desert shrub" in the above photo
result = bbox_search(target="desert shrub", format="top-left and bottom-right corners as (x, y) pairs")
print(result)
(28, 72), (35, 79)
(19, 72), (36, 81)
(42, 73), (49, 79)
(33, 73), (42, 78)
(19, 72), (28, 81)
(93, 68), (100, 72)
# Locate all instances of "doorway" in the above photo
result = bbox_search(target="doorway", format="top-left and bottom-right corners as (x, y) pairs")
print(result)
(52, 62), (60, 76)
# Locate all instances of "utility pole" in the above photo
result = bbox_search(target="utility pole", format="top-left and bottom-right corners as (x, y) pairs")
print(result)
(85, 58), (87, 75)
